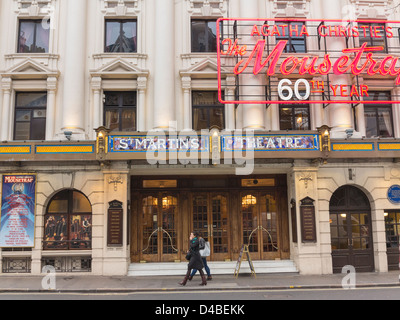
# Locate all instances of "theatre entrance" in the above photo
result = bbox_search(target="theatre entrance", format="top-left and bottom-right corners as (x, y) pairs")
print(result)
(130, 176), (290, 263)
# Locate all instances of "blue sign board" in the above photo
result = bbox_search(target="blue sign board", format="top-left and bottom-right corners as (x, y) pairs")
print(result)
(388, 185), (400, 204)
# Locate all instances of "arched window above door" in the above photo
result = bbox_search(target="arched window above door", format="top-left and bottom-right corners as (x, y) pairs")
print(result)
(330, 185), (370, 210)
(44, 190), (92, 251)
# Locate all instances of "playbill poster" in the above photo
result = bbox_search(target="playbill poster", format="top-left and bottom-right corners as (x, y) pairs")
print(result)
(0, 175), (36, 248)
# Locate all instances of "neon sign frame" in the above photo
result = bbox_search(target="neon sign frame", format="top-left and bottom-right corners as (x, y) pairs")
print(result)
(216, 18), (400, 105)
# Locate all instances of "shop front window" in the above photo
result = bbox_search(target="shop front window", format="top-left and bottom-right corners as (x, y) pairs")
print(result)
(44, 190), (92, 250)
(385, 211), (400, 248)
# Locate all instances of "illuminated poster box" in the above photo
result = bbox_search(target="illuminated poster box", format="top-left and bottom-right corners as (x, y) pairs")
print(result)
(217, 18), (400, 105)
(0, 175), (36, 248)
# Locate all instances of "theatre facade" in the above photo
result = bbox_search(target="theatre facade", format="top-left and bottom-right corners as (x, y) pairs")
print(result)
(1, 0), (400, 276)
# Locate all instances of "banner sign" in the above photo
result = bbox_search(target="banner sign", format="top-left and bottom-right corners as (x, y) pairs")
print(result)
(221, 134), (319, 152)
(109, 135), (210, 153)
(217, 18), (400, 105)
(0, 174), (36, 248)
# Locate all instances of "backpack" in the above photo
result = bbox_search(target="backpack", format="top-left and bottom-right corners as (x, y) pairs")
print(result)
(199, 237), (206, 250)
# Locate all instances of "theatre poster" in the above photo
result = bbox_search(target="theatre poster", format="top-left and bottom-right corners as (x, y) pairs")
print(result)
(0, 174), (36, 248)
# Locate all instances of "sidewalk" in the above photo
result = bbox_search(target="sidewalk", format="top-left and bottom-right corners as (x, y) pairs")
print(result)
(0, 271), (399, 293)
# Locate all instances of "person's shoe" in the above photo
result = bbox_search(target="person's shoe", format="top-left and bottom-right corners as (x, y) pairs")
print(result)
(199, 270), (207, 286)
(188, 275), (193, 281)
(179, 271), (191, 286)
(207, 275), (212, 281)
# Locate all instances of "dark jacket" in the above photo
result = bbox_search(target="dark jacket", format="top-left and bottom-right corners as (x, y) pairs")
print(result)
(188, 237), (204, 271)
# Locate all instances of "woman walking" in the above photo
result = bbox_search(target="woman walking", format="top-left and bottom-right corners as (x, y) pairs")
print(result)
(179, 232), (207, 286)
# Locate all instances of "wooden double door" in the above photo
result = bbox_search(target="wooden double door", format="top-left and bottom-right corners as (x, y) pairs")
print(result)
(192, 193), (230, 261)
(130, 179), (289, 263)
(134, 192), (231, 263)
(330, 186), (374, 273)
(241, 191), (281, 261)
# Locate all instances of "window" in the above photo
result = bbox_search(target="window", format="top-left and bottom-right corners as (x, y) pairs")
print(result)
(276, 21), (307, 53)
(358, 22), (387, 53)
(385, 211), (400, 248)
(279, 104), (310, 130)
(104, 91), (137, 132)
(18, 20), (50, 53)
(191, 19), (217, 53)
(192, 91), (225, 131)
(105, 20), (137, 53)
(364, 91), (393, 138)
(14, 92), (47, 141)
(44, 190), (92, 251)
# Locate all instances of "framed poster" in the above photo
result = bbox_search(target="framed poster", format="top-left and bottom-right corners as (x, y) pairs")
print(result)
(107, 200), (123, 247)
(300, 197), (317, 243)
(0, 174), (36, 248)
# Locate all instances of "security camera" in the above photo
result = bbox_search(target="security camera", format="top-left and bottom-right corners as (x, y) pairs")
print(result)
(345, 129), (354, 139)
(64, 131), (73, 141)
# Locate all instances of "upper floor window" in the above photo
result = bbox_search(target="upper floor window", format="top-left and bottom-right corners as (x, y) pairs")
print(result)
(14, 92), (47, 141)
(18, 19), (50, 53)
(364, 91), (393, 138)
(191, 19), (217, 53)
(104, 91), (137, 132)
(275, 21), (307, 53)
(279, 104), (310, 130)
(358, 22), (388, 53)
(192, 91), (225, 131)
(105, 20), (137, 53)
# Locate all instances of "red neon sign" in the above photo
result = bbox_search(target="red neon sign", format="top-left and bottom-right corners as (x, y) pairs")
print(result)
(216, 18), (400, 105)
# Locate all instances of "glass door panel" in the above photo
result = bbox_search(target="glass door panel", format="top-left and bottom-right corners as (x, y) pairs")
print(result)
(141, 194), (178, 262)
(211, 195), (229, 260)
(242, 194), (258, 255)
(192, 194), (230, 261)
(193, 195), (209, 239)
(161, 196), (178, 257)
(260, 194), (279, 257)
(141, 196), (158, 260)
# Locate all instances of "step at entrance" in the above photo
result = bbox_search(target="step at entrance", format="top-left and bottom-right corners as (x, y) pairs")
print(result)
(128, 260), (298, 277)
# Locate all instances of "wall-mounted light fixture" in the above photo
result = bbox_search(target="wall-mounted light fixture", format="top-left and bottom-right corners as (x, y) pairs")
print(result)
(210, 127), (220, 166)
(317, 125), (331, 153)
(95, 126), (110, 161)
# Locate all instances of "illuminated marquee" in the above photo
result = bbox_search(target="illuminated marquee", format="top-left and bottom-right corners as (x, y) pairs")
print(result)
(221, 134), (320, 151)
(109, 135), (210, 152)
(217, 18), (400, 105)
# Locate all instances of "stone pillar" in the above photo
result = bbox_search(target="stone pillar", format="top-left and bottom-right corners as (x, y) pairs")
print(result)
(391, 87), (400, 138)
(137, 76), (147, 132)
(61, 0), (88, 139)
(46, 77), (57, 141)
(0, 77), (11, 141)
(239, 0), (265, 130)
(225, 76), (236, 130)
(101, 169), (130, 276)
(91, 77), (102, 138)
(322, 0), (353, 138)
(153, 0), (175, 130)
(181, 76), (191, 131)
(312, 78), (324, 129)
